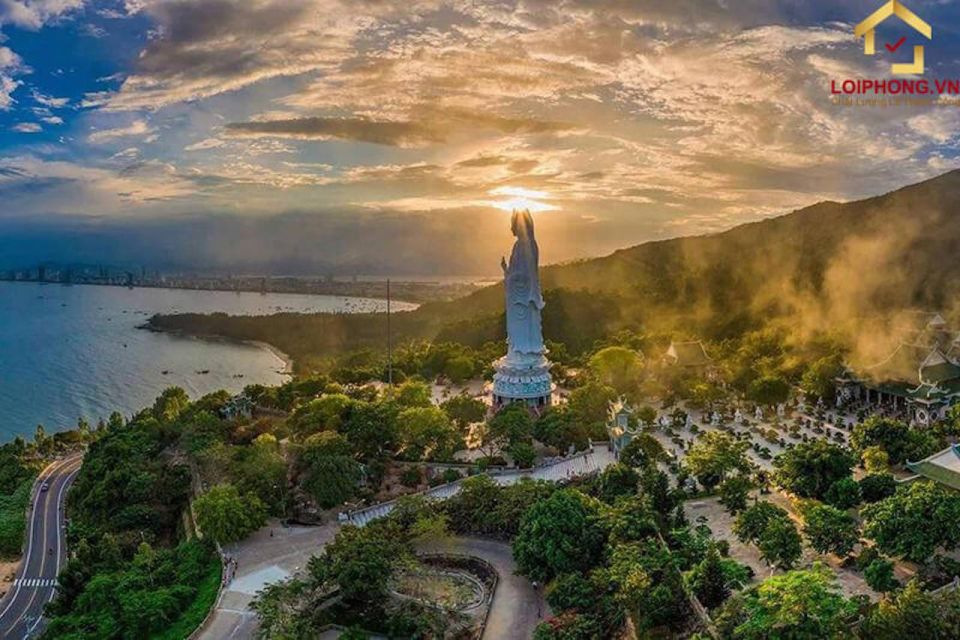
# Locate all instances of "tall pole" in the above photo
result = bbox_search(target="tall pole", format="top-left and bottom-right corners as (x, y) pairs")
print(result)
(387, 278), (393, 392)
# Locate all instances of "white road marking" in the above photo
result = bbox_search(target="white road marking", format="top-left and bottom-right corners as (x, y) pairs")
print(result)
(0, 457), (71, 623)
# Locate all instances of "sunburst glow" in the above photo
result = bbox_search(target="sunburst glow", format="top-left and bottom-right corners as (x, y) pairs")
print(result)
(487, 186), (558, 213)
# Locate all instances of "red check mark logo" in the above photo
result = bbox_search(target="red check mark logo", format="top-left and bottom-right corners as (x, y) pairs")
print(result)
(886, 37), (907, 53)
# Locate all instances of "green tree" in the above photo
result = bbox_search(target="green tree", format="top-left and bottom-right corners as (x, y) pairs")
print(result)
(597, 463), (639, 504)
(850, 417), (911, 464)
(508, 440), (537, 469)
(640, 465), (677, 518)
(862, 445), (889, 474)
(800, 356), (842, 401)
(636, 405), (658, 427)
(719, 476), (752, 515)
(748, 375), (790, 407)
(734, 501), (789, 544)
(396, 406), (461, 460)
(440, 394), (487, 429)
(545, 571), (624, 637)
(692, 545), (729, 609)
(487, 403), (534, 448)
(288, 393), (354, 437)
(340, 400), (398, 460)
(864, 558), (899, 593)
(534, 406), (589, 453)
(567, 381), (617, 440)
(758, 518), (802, 570)
(685, 431), (750, 489)
(732, 564), (855, 640)
(773, 440), (854, 499)
(859, 473), (897, 503)
(33, 424), (50, 454)
(859, 579), (944, 639)
(310, 523), (408, 605)
(862, 480), (960, 563)
(395, 380), (433, 408)
(824, 476), (861, 509)
(232, 434), (288, 515)
(606, 541), (689, 629)
(194, 483), (267, 544)
(443, 355), (475, 383)
(300, 454), (363, 509)
(152, 387), (190, 422)
(302, 430), (352, 457)
(803, 503), (859, 556)
(512, 489), (607, 582)
(619, 433), (666, 469)
(587, 346), (644, 396)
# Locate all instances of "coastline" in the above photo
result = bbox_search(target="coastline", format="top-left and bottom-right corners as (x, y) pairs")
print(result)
(142, 323), (297, 376)
(0, 277), (438, 307)
(250, 340), (295, 376)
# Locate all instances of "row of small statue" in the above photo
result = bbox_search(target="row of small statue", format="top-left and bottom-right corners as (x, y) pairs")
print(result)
(703, 404), (787, 425)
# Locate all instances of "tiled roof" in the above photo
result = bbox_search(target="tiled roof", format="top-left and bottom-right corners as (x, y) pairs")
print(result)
(907, 445), (960, 491)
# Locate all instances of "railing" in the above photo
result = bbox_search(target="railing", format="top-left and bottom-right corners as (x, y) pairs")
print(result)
(342, 443), (611, 526)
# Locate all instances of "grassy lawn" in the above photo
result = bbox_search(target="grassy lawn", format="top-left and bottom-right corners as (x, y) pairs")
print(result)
(154, 550), (223, 640)
(0, 476), (37, 559)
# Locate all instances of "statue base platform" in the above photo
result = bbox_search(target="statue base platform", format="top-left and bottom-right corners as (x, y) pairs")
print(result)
(492, 353), (554, 409)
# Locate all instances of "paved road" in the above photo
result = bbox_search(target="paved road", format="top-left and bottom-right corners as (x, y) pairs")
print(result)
(423, 537), (549, 640)
(199, 525), (547, 640)
(0, 454), (83, 639)
(198, 521), (341, 640)
(197, 448), (616, 639)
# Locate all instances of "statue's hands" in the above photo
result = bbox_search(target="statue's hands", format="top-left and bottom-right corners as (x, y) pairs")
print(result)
(501, 256), (507, 272)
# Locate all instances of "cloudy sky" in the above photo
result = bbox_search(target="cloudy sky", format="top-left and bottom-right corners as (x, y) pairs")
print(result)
(1, 0), (960, 274)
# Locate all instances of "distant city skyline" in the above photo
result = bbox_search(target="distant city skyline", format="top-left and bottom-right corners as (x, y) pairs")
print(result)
(2, 1), (960, 273)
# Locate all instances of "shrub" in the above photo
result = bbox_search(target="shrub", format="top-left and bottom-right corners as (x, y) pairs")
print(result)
(864, 558), (899, 593)
(859, 473), (897, 503)
(825, 477), (861, 510)
(400, 466), (423, 488)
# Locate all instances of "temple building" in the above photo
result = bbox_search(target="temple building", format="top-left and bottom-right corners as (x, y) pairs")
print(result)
(835, 312), (960, 425)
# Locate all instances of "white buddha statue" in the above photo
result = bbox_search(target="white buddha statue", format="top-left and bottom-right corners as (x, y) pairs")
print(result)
(501, 210), (546, 362)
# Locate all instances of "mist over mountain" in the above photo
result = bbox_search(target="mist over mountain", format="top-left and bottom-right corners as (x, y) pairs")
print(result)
(150, 169), (960, 366)
(535, 168), (960, 361)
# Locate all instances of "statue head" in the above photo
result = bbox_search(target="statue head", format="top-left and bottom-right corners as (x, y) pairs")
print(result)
(510, 209), (534, 239)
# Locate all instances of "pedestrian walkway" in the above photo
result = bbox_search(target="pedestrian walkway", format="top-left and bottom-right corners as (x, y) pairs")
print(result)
(11, 578), (57, 588)
(346, 445), (616, 527)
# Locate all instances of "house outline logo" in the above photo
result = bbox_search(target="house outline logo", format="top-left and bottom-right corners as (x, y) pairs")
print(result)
(854, 0), (932, 75)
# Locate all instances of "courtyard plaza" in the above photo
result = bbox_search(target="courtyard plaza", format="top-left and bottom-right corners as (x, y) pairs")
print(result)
(645, 401), (855, 473)
(632, 400), (938, 601)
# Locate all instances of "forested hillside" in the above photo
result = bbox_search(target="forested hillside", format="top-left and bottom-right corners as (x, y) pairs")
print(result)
(149, 169), (960, 369)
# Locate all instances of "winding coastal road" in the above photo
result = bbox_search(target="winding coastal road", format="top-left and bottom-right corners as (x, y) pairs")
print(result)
(0, 454), (83, 639)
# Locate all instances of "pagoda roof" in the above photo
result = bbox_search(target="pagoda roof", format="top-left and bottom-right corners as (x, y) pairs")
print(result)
(665, 341), (712, 367)
(859, 343), (960, 387)
(920, 361), (960, 385)
(907, 445), (960, 491)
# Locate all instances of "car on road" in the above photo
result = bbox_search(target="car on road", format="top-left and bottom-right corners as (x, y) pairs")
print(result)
(40, 482), (49, 492)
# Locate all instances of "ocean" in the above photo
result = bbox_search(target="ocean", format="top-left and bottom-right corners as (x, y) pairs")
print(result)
(0, 281), (412, 442)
